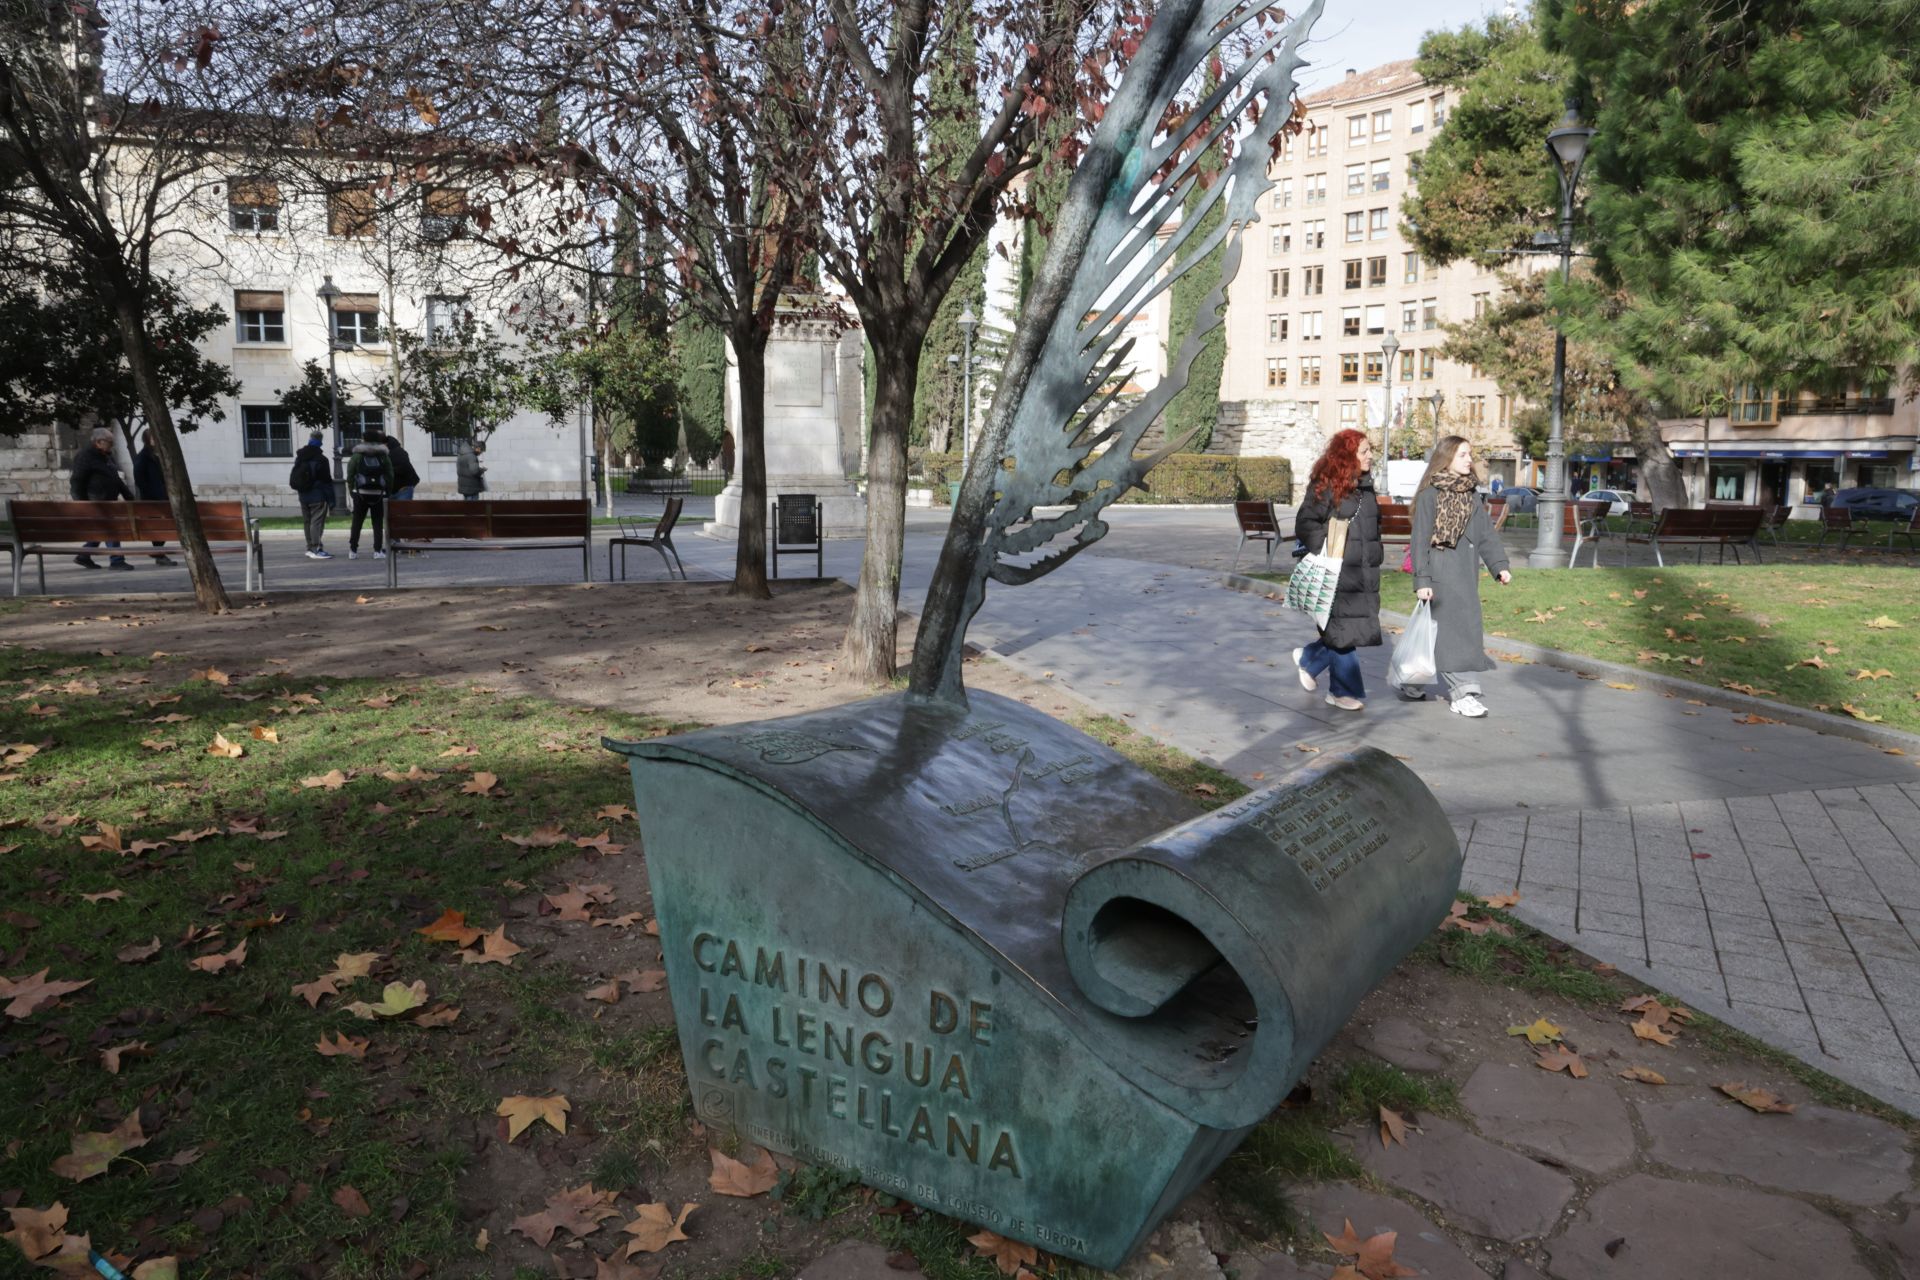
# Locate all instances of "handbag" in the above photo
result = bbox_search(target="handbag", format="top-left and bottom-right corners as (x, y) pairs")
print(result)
(1284, 515), (1350, 631)
(1388, 601), (1439, 688)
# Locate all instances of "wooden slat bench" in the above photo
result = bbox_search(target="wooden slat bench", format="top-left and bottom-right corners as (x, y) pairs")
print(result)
(8, 499), (261, 595)
(1816, 505), (1855, 549)
(385, 499), (591, 588)
(1375, 500), (1412, 546)
(1231, 499), (1289, 572)
(1626, 505), (1767, 566)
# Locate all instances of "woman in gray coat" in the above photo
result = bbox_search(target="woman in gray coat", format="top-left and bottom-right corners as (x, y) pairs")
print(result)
(1408, 435), (1512, 717)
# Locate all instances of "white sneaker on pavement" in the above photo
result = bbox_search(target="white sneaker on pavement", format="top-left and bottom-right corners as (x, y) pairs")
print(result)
(372, 550), (387, 560)
(304, 550), (325, 560)
(1291, 647), (1317, 692)
(1325, 695), (1364, 712)
(313, 549), (333, 559)
(1450, 694), (1489, 718)
(347, 550), (359, 560)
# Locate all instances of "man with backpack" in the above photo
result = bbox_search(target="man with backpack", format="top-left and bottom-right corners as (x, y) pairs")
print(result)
(346, 428), (395, 560)
(289, 428), (336, 559)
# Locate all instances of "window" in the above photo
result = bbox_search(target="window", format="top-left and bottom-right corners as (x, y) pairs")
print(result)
(1305, 172), (1327, 204)
(1302, 265), (1324, 296)
(1268, 269), (1288, 299)
(1266, 358), (1287, 388)
(1278, 133), (1295, 162)
(1422, 298), (1439, 330)
(1301, 311), (1323, 340)
(1267, 314), (1288, 342)
(1369, 207), (1390, 240)
(1306, 124), (1330, 157)
(234, 290), (285, 344)
(1341, 306), (1361, 337)
(1400, 350), (1415, 380)
(1364, 352), (1384, 383)
(227, 176), (280, 233)
(1300, 355), (1322, 385)
(1273, 225), (1292, 254)
(425, 295), (470, 343)
(1472, 291), (1491, 319)
(1498, 394), (1512, 428)
(1401, 301), (1418, 332)
(1345, 163), (1365, 196)
(1465, 395), (1487, 425)
(340, 406), (386, 446)
(1304, 219), (1326, 250)
(1367, 256), (1387, 288)
(1344, 211), (1363, 243)
(1409, 100), (1428, 134)
(242, 406), (292, 458)
(421, 187), (469, 241)
(1343, 259), (1363, 290)
(1403, 251), (1421, 284)
(1339, 353), (1360, 383)
(1420, 350), (1436, 379)
(1372, 109), (1392, 140)
(327, 186), (376, 238)
(1730, 384), (1782, 424)
(1371, 159), (1391, 192)
(1364, 304), (1386, 335)
(1347, 114), (1367, 143)
(331, 293), (380, 346)
(1278, 177), (1294, 208)
(1431, 93), (1448, 127)
(1339, 400), (1359, 426)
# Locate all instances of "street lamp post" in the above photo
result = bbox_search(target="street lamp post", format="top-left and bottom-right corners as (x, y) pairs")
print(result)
(1529, 105), (1595, 569)
(957, 306), (979, 477)
(317, 276), (345, 488)
(1427, 389), (1444, 452)
(1378, 332), (1400, 485)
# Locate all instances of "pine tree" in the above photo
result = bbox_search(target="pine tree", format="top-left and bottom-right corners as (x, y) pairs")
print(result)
(673, 318), (727, 468)
(608, 205), (679, 466)
(1159, 73), (1227, 454)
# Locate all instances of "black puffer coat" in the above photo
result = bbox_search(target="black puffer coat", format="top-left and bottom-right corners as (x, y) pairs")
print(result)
(1295, 474), (1384, 650)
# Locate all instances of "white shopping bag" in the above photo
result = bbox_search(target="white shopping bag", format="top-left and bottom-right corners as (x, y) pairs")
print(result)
(1388, 601), (1438, 689)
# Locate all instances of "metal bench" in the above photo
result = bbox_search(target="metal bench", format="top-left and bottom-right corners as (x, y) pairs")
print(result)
(1890, 506), (1919, 553)
(1628, 505), (1767, 566)
(1758, 503), (1793, 545)
(1816, 505), (1854, 549)
(385, 499), (591, 587)
(608, 496), (688, 580)
(770, 493), (824, 579)
(1230, 499), (1288, 572)
(8, 499), (262, 595)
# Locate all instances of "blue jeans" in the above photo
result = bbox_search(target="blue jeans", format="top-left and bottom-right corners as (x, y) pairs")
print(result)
(82, 540), (128, 566)
(392, 485), (415, 501)
(1299, 639), (1365, 700)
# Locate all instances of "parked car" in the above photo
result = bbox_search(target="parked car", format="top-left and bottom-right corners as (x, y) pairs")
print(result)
(1496, 486), (1539, 514)
(1578, 488), (1634, 516)
(1830, 487), (1920, 521)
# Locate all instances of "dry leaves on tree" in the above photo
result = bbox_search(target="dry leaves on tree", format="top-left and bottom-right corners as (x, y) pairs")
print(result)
(1323, 1218), (1418, 1280)
(497, 1093), (570, 1142)
(968, 1228), (1038, 1275)
(510, 1183), (622, 1248)
(51, 1112), (147, 1181)
(708, 1145), (779, 1198)
(621, 1203), (696, 1256)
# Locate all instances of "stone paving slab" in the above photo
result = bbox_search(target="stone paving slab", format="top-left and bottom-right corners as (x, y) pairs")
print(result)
(1459, 1062), (1637, 1176)
(796, 1240), (923, 1278)
(1632, 1097), (1912, 1205)
(1350, 1116), (1575, 1240)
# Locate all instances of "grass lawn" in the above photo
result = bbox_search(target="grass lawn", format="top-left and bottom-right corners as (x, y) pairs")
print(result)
(0, 647), (690, 1277)
(1375, 564), (1920, 735)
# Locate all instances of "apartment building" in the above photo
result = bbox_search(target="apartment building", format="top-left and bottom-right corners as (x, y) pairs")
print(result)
(1218, 60), (1521, 483)
(1660, 388), (1919, 510)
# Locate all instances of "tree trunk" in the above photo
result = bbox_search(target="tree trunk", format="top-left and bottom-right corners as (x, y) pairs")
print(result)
(112, 299), (231, 614)
(1629, 412), (1687, 512)
(841, 343), (914, 684)
(731, 331), (772, 600)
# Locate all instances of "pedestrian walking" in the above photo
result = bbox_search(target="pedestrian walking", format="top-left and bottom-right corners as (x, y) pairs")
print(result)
(1291, 428), (1384, 712)
(456, 440), (487, 501)
(346, 428), (394, 560)
(131, 430), (176, 566)
(289, 428), (336, 559)
(1407, 435), (1512, 718)
(68, 427), (133, 570)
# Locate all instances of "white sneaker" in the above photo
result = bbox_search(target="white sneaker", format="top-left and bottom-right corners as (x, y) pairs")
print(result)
(1325, 695), (1364, 712)
(1450, 694), (1489, 718)
(347, 550), (359, 560)
(1292, 647), (1317, 692)
(372, 551), (387, 560)
(304, 550), (325, 560)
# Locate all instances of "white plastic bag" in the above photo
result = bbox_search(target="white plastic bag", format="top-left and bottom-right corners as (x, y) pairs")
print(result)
(1388, 601), (1438, 689)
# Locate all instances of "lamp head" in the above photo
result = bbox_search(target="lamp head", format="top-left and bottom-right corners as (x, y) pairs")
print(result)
(1546, 104), (1595, 176)
(1381, 332), (1400, 361)
(317, 274), (341, 304)
(957, 306), (978, 337)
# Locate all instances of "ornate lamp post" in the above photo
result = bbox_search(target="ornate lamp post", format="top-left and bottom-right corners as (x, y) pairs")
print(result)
(1528, 105), (1596, 569)
(316, 276), (345, 486)
(957, 306), (979, 475)
(1378, 331), (1399, 485)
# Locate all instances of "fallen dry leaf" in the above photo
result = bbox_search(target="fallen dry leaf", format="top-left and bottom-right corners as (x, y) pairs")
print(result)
(709, 1145), (779, 1198)
(331, 1185), (371, 1218)
(3, 1203), (74, 1263)
(1718, 1082), (1795, 1113)
(1324, 1218), (1418, 1280)
(330, 952), (381, 979)
(249, 725), (280, 743)
(619, 968), (668, 993)
(1535, 1046), (1589, 1078)
(596, 804), (637, 821)
(0, 969), (94, 1018)
(100, 1041), (150, 1074)
(412, 1005), (461, 1028)
(461, 925), (523, 967)
(115, 938), (161, 965)
(1631, 1019), (1677, 1046)
(1507, 1017), (1563, 1045)
(343, 979), (428, 1019)
(584, 980), (622, 1004)
(502, 824), (570, 849)
(621, 1202), (696, 1256)
(511, 1183), (622, 1248)
(79, 889), (125, 904)
(1378, 1105), (1407, 1148)
(1852, 668), (1894, 681)
(1618, 1067), (1669, 1085)
(460, 771), (500, 796)
(416, 908), (483, 947)
(51, 1111), (147, 1181)
(1479, 892), (1521, 909)
(191, 667), (231, 686)
(544, 885), (597, 923)
(1864, 615), (1904, 629)
(498, 1093), (570, 1142)
(187, 939), (248, 974)
(301, 769), (348, 790)
(315, 1032), (368, 1060)
(968, 1228), (1038, 1276)
(206, 733), (245, 759)
(1840, 704), (1886, 723)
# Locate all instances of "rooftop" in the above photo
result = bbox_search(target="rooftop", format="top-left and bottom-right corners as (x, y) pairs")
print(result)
(1301, 58), (1424, 108)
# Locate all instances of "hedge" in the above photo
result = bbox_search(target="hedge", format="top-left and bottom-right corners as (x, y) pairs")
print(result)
(918, 452), (1292, 506)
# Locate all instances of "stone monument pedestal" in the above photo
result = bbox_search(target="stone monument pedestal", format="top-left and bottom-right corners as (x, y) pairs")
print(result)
(707, 310), (867, 541)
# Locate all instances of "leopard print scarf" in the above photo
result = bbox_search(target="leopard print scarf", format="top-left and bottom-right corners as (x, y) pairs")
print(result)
(1428, 471), (1477, 549)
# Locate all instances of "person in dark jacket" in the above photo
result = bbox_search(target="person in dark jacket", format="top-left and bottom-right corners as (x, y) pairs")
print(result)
(131, 431), (176, 566)
(289, 428), (336, 558)
(455, 440), (487, 499)
(1291, 428), (1384, 711)
(386, 433), (421, 500)
(68, 428), (133, 570)
(346, 429), (395, 559)
(1408, 435), (1512, 717)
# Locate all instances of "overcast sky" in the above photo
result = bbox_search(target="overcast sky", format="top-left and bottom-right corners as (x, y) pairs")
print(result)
(1291, 0), (1513, 92)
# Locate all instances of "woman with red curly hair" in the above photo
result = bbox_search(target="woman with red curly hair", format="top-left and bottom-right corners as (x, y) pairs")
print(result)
(1291, 429), (1385, 711)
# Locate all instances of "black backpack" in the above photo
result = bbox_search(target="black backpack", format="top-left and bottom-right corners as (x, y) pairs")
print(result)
(289, 453), (319, 492)
(353, 449), (387, 491)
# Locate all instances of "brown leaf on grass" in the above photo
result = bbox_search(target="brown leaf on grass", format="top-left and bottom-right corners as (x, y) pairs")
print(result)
(329, 952), (381, 980)
(460, 770), (500, 795)
(1722, 682), (1776, 697)
(1535, 1046), (1589, 1078)
(573, 831), (624, 855)
(510, 1183), (623, 1248)
(361, 694), (398, 709)
(51, 1112), (147, 1180)
(412, 1005), (461, 1027)
(968, 1228), (1038, 1275)
(191, 667), (230, 686)
(315, 1032), (368, 1059)
(595, 804), (637, 821)
(187, 939), (248, 974)
(149, 712), (192, 724)
(584, 981), (622, 1004)
(379, 765), (438, 783)
(206, 733), (245, 759)
(497, 1093), (569, 1142)
(437, 745), (480, 757)
(1441, 901), (1490, 935)
(1631, 1019), (1677, 1046)
(1864, 615), (1903, 629)
(301, 769), (348, 790)
(1618, 1067), (1669, 1085)
(1378, 1105), (1407, 1148)
(621, 1203), (696, 1256)
(139, 738), (176, 753)
(249, 724), (280, 743)
(116, 938), (161, 965)
(100, 1041), (150, 1074)
(1718, 1082), (1795, 1113)
(460, 925), (523, 967)
(79, 823), (125, 853)
(1852, 668), (1894, 681)
(79, 889), (125, 904)
(416, 908), (483, 947)
(3, 1203), (73, 1262)
(131, 1259), (178, 1280)
(0, 969), (93, 1018)
(344, 980), (428, 1019)
(1479, 892), (1521, 909)
(1840, 704), (1886, 723)
(709, 1145), (779, 1197)
(591, 912), (648, 930)
(544, 886), (597, 923)
(167, 826), (221, 843)
(618, 969), (668, 993)
(331, 1185), (371, 1218)
(502, 824), (570, 849)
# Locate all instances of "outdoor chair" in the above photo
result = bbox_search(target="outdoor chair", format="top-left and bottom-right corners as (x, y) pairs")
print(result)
(1816, 506), (1854, 549)
(608, 496), (687, 581)
(1230, 499), (1286, 573)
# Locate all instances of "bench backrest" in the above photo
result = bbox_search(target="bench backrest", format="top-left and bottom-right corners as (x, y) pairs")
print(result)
(1655, 505), (1765, 538)
(1234, 500), (1280, 536)
(10, 500), (252, 543)
(1764, 504), (1792, 528)
(1375, 500), (1411, 537)
(1822, 506), (1853, 528)
(656, 496), (684, 540)
(387, 499), (590, 540)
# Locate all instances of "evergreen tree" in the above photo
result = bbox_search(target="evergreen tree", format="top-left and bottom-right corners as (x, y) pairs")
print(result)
(1159, 72), (1227, 454)
(608, 208), (679, 465)
(673, 317), (727, 467)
